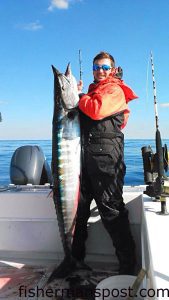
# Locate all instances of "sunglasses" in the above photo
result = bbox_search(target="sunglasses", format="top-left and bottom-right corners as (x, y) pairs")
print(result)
(93, 64), (112, 71)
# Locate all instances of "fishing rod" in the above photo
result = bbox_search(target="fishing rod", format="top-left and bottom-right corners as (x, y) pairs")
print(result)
(78, 49), (83, 81)
(150, 51), (165, 181)
(142, 51), (169, 215)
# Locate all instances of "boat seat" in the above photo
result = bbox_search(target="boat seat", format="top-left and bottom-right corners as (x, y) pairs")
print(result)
(10, 145), (52, 185)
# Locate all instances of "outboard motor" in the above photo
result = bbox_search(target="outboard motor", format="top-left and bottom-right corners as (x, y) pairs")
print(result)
(10, 145), (52, 185)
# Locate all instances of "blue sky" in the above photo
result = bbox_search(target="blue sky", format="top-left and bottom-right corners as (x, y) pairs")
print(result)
(1, 0), (169, 139)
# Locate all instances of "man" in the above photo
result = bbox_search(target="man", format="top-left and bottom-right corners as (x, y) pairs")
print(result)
(71, 51), (138, 275)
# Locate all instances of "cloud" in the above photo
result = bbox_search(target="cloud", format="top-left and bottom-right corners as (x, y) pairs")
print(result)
(160, 103), (169, 107)
(18, 21), (43, 31)
(48, 0), (69, 10)
(48, 0), (82, 11)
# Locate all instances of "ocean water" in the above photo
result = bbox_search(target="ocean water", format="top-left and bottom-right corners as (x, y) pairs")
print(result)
(0, 139), (168, 186)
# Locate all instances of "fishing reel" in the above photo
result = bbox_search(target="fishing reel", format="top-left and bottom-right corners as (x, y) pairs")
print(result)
(141, 144), (169, 198)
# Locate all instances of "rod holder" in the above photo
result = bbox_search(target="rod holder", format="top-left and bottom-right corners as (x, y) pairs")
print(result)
(157, 196), (169, 215)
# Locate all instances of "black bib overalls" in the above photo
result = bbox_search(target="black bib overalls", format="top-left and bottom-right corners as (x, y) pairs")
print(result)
(71, 111), (136, 274)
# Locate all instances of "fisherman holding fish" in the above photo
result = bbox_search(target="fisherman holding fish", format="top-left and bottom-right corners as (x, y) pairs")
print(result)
(70, 51), (138, 275)
(49, 51), (138, 281)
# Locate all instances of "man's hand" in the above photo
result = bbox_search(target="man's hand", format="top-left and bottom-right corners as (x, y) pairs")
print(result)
(115, 66), (123, 79)
(77, 80), (83, 93)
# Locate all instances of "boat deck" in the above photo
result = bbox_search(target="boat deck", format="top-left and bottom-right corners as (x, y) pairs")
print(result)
(0, 261), (48, 300)
(0, 185), (169, 299)
(0, 259), (119, 300)
(142, 197), (169, 293)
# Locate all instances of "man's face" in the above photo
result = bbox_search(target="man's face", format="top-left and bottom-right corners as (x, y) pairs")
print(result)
(93, 58), (113, 82)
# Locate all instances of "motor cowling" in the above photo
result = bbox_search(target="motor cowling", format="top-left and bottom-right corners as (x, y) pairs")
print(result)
(10, 145), (52, 185)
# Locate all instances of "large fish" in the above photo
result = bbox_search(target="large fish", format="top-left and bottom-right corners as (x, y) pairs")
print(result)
(49, 64), (81, 281)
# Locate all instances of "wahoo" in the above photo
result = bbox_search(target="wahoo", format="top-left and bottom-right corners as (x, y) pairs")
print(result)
(48, 64), (81, 281)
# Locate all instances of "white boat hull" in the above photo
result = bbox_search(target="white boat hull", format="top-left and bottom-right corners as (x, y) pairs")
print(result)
(0, 185), (168, 299)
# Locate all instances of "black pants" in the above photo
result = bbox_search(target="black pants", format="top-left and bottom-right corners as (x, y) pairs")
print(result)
(71, 141), (136, 273)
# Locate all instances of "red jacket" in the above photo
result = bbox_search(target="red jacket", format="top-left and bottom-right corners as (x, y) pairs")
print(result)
(79, 74), (138, 129)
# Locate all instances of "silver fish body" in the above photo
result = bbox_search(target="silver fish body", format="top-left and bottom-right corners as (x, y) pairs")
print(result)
(51, 64), (80, 258)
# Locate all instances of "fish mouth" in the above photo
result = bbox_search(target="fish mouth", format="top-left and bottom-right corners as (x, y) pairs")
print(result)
(52, 65), (70, 90)
(52, 63), (79, 110)
(65, 63), (71, 77)
(52, 64), (71, 78)
(52, 65), (61, 76)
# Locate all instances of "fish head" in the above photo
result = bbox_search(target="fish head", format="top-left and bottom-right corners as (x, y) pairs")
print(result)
(52, 64), (79, 110)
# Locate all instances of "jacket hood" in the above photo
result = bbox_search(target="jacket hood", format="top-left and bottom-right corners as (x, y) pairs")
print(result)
(89, 74), (138, 103)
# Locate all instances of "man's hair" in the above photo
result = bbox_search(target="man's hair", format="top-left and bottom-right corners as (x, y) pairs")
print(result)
(93, 51), (115, 68)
